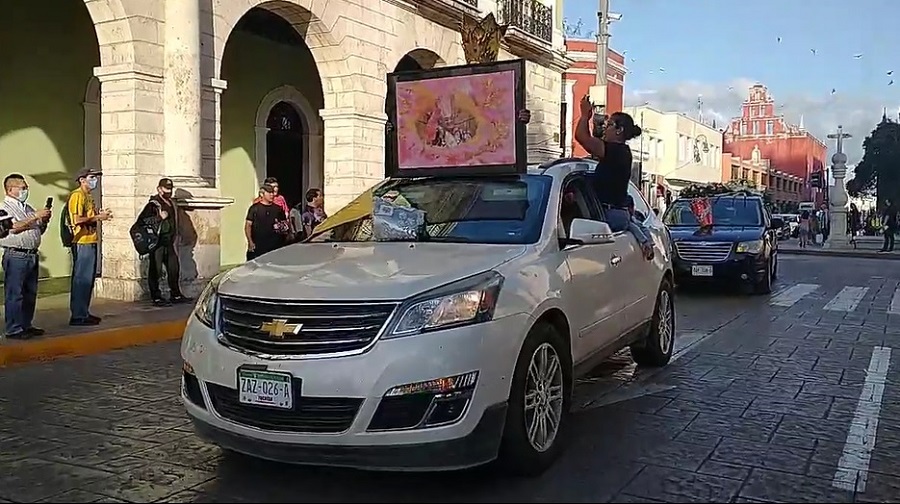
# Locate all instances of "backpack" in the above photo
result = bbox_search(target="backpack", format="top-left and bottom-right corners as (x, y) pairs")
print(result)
(60, 195), (75, 248)
(129, 201), (161, 256)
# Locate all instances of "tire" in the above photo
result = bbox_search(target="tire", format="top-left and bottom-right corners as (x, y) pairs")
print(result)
(498, 322), (572, 477)
(753, 258), (773, 295)
(631, 278), (675, 367)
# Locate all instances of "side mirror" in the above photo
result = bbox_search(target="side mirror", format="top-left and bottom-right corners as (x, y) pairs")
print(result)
(770, 218), (784, 229)
(568, 218), (615, 245)
(653, 208), (661, 216)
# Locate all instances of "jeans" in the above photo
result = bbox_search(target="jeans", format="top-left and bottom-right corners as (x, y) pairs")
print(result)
(3, 249), (39, 334)
(628, 218), (651, 246)
(604, 208), (630, 232)
(883, 228), (895, 251)
(148, 240), (182, 300)
(70, 243), (97, 320)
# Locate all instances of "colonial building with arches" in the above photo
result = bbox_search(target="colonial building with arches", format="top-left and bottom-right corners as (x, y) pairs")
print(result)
(0, 0), (569, 300)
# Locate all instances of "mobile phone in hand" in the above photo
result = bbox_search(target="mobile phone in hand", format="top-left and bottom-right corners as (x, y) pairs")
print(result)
(45, 197), (53, 209)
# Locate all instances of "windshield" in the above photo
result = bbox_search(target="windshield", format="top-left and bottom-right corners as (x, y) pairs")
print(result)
(663, 197), (763, 227)
(310, 175), (552, 244)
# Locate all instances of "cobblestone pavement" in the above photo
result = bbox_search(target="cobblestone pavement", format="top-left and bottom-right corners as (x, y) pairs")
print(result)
(3, 254), (900, 503)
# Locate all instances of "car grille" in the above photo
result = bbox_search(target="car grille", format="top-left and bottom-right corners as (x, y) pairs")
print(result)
(218, 295), (398, 356)
(675, 241), (733, 262)
(206, 382), (362, 433)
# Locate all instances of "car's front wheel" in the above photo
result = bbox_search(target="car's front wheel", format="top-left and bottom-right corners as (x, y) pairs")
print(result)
(753, 258), (773, 295)
(631, 278), (675, 367)
(498, 322), (571, 477)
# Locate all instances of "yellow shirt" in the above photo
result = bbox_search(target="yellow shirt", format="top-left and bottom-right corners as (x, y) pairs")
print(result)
(67, 188), (98, 245)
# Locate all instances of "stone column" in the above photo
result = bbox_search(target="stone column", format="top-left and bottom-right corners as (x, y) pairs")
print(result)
(164, 0), (205, 185)
(825, 152), (852, 249)
(172, 77), (233, 296)
(319, 108), (387, 214)
(93, 67), (166, 301)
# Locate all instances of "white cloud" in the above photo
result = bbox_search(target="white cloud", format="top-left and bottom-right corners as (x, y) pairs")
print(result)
(624, 78), (895, 165)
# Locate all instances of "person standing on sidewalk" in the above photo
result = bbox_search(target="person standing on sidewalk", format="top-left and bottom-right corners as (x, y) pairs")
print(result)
(67, 168), (111, 326)
(139, 178), (190, 306)
(245, 184), (290, 261)
(0, 174), (50, 339)
(290, 188), (326, 241)
(880, 199), (897, 252)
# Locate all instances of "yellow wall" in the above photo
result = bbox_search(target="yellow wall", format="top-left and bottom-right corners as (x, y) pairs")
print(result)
(219, 31), (325, 266)
(0, 2), (100, 279)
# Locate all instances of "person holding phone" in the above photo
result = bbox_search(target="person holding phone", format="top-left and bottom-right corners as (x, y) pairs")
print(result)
(67, 168), (111, 326)
(0, 174), (51, 339)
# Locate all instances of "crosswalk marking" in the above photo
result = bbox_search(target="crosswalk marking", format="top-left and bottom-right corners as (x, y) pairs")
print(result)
(770, 283), (819, 307)
(823, 286), (869, 312)
(889, 288), (900, 315)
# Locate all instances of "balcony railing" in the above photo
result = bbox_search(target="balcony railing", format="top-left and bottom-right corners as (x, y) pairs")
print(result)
(497, 0), (553, 43)
(458, 0), (478, 7)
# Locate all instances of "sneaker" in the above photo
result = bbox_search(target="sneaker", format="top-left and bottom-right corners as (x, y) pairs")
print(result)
(5, 331), (32, 340)
(153, 298), (172, 307)
(69, 318), (101, 326)
(25, 326), (45, 336)
(171, 295), (193, 304)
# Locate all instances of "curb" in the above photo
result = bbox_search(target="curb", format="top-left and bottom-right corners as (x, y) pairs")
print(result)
(0, 318), (187, 367)
(780, 248), (900, 260)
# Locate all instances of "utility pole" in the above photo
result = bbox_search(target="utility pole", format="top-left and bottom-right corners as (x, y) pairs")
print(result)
(589, 0), (610, 114)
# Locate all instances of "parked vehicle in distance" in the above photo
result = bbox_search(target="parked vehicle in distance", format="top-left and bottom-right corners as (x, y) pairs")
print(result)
(180, 157), (676, 476)
(663, 191), (782, 294)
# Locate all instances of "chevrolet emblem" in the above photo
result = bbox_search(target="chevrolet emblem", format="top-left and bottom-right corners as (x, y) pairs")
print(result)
(260, 319), (303, 339)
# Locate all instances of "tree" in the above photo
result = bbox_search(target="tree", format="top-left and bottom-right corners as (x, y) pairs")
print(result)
(847, 115), (900, 210)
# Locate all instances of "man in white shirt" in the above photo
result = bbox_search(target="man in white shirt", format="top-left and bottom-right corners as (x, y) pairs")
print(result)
(0, 174), (50, 339)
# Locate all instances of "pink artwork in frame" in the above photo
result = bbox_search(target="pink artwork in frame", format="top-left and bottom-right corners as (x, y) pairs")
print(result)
(392, 66), (522, 173)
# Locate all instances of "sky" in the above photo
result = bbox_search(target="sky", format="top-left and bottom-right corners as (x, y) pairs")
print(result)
(563, 0), (900, 166)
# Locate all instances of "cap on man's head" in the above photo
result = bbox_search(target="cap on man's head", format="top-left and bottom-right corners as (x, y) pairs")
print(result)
(260, 184), (276, 194)
(158, 178), (174, 189)
(74, 168), (102, 182)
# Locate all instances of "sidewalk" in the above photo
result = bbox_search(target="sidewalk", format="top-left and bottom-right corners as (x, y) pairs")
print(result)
(779, 235), (900, 260)
(0, 294), (191, 366)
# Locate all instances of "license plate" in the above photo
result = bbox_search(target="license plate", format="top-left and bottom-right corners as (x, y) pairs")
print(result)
(238, 370), (293, 409)
(691, 265), (713, 277)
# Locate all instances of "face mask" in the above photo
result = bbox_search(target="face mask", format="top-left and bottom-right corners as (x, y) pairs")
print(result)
(88, 178), (99, 190)
(16, 189), (28, 203)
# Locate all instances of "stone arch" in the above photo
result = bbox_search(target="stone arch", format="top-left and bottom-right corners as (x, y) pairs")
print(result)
(213, 0), (347, 84)
(254, 85), (323, 194)
(399, 48), (446, 70)
(81, 0), (145, 68)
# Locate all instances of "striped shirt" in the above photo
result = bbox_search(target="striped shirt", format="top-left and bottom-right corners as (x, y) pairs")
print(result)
(0, 196), (43, 250)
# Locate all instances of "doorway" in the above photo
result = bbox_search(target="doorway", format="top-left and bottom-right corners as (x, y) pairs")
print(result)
(265, 101), (304, 208)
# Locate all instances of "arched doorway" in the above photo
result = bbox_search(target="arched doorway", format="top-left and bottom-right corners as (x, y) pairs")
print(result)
(385, 49), (446, 173)
(218, 3), (326, 266)
(0, 1), (101, 280)
(265, 101), (305, 207)
(83, 76), (103, 276)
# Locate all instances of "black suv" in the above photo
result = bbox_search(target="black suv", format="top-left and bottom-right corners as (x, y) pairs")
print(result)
(662, 192), (782, 294)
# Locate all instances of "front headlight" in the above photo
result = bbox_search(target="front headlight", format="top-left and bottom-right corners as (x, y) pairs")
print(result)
(388, 271), (504, 338)
(736, 240), (764, 254)
(191, 274), (223, 328)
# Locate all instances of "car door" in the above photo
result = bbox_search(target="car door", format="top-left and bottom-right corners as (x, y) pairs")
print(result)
(558, 175), (622, 359)
(619, 183), (659, 328)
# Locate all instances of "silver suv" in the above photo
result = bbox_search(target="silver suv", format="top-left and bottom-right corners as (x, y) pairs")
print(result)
(181, 157), (676, 475)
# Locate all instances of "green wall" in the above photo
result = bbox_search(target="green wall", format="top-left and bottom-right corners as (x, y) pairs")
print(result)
(0, 2), (100, 279)
(219, 31), (324, 266)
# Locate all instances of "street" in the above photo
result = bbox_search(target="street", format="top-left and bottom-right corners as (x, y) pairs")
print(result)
(2, 254), (900, 503)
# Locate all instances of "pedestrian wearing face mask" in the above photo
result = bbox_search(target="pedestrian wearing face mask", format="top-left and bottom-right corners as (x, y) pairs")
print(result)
(0, 174), (50, 339)
(138, 178), (189, 306)
(66, 168), (111, 326)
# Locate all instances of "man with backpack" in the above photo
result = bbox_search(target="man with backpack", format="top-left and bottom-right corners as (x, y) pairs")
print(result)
(135, 178), (189, 306)
(62, 168), (111, 326)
